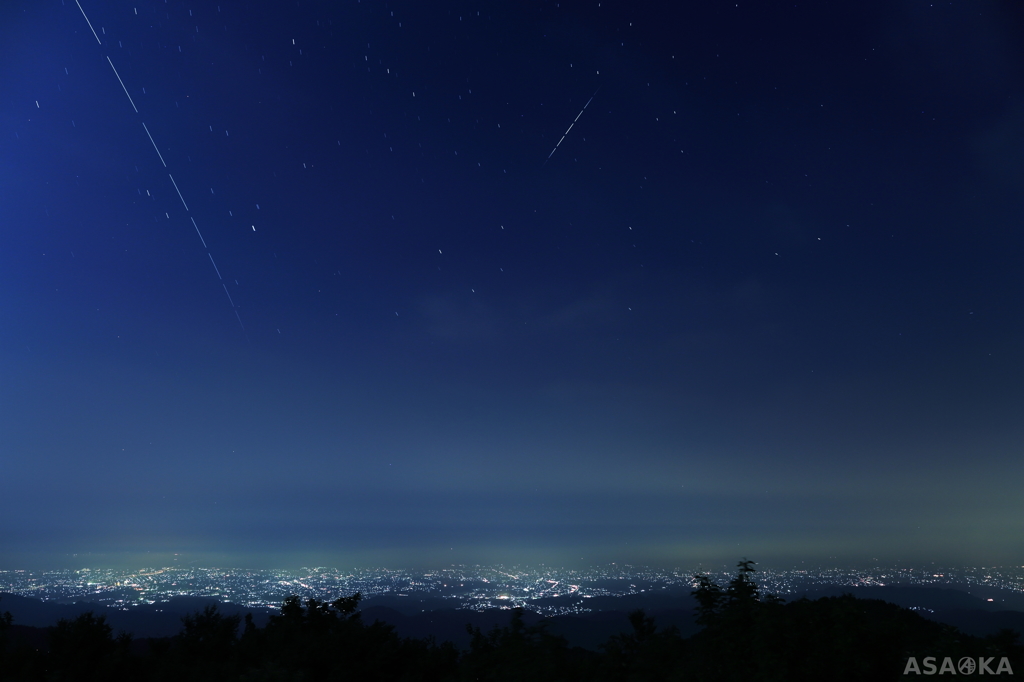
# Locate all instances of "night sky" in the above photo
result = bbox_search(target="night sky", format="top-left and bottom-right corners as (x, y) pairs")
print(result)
(1, 0), (1022, 570)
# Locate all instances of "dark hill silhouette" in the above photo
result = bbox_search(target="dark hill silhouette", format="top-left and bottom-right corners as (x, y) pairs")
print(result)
(348, 593), (463, 616)
(358, 605), (546, 649)
(793, 584), (1003, 611)
(0, 593), (273, 638)
(930, 609), (1024, 639)
(792, 585), (1024, 637)
(356, 604), (703, 651)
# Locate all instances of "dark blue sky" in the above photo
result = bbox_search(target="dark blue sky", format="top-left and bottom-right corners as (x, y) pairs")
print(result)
(1, 0), (1022, 570)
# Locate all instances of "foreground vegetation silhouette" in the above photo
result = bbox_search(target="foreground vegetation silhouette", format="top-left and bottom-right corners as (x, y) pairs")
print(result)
(0, 560), (1020, 681)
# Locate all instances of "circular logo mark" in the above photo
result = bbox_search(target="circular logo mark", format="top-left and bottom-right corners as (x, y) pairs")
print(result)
(958, 657), (976, 675)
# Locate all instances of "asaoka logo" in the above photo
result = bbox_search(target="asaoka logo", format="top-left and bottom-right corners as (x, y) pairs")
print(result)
(904, 656), (1014, 676)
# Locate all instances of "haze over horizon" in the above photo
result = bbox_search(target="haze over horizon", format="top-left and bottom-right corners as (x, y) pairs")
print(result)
(1, 0), (1022, 572)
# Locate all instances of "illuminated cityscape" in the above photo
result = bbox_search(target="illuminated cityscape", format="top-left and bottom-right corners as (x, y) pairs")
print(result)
(3, 564), (1022, 616)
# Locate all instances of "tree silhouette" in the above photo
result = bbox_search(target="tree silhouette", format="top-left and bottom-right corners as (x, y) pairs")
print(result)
(601, 608), (686, 681)
(0, 599), (11, 649)
(460, 607), (593, 681)
(169, 603), (243, 680)
(232, 592), (458, 681)
(47, 611), (133, 681)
